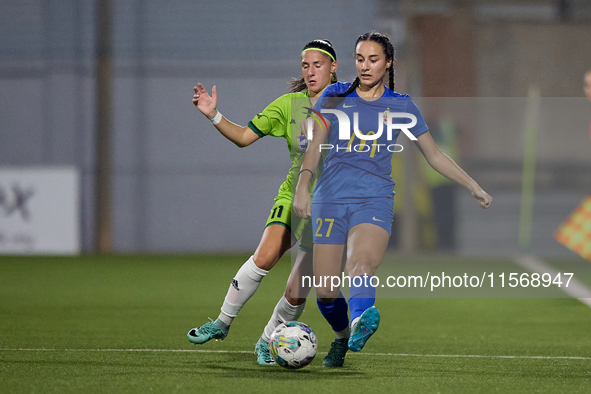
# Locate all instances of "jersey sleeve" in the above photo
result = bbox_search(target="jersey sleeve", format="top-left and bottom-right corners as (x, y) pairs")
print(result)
(248, 95), (289, 138)
(404, 99), (429, 138)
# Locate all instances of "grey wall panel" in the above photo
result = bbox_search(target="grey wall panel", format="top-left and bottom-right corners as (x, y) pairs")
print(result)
(111, 173), (139, 252)
(142, 173), (285, 252)
(0, 79), (46, 165)
(112, 77), (140, 170)
(47, 74), (79, 164)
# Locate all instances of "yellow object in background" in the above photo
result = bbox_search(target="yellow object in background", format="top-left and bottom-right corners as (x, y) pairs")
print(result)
(554, 196), (591, 262)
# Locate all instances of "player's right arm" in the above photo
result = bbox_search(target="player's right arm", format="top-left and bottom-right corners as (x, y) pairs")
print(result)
(193, 83), (260, 148)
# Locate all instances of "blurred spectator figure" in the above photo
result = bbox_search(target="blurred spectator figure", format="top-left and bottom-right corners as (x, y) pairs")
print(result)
(584, 69), (591, 141)
(419, 107), (460, 252)
(584, 69), (591, 102)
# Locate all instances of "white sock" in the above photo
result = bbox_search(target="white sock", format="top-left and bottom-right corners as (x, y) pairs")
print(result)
(219, 256), (268, 325)
(351, 316), (360, 328)
(335, 325), (350, 339)
(262, 296), (306, 342)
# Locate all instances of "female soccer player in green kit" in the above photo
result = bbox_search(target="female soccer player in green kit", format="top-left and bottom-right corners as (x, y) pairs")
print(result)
(187, 40), (338, 365)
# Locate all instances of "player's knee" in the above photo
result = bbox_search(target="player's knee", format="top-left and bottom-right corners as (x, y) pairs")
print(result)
(284, 284), (309, 305)
(253, 251), (280, 270)
(347, 259), (378, 277)
(315, 287), (339, 302)
(286, 295), (306, 306)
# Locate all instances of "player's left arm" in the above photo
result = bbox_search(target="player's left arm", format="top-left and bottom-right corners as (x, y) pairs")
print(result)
(414, 131), (492, 209)
(293, 118), (331, 219)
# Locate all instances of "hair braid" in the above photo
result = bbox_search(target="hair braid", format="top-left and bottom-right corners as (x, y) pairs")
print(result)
(324, 77), (359, 109)
(388, 66), (395, 91)
(339, 77), (360, 97)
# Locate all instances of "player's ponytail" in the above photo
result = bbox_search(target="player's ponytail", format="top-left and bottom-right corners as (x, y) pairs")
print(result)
(289, 39), (338, 93)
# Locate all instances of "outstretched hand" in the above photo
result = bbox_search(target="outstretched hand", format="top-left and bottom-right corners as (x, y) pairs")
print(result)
(192, 83), (217, 119)
(472, 189), (493, 209)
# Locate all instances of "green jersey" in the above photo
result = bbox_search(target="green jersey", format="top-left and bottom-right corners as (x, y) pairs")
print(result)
(247, 91), (319, 201)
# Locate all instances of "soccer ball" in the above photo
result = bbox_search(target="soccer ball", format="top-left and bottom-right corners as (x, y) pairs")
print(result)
(269, 321), (317, 369)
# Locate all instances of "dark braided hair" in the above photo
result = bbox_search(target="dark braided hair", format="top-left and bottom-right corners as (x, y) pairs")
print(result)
(289, 39), (338, 93)
(333, 31), (396, 99)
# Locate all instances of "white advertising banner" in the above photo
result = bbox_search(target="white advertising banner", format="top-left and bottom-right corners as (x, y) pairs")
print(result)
(0, 167), (80, 255)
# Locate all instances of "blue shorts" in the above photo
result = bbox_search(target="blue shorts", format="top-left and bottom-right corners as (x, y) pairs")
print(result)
(312, 198), (394, 245)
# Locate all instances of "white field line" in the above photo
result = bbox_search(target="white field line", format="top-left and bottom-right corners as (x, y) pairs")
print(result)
(0, 348), (590, 360)
(514, 254), (591, 308)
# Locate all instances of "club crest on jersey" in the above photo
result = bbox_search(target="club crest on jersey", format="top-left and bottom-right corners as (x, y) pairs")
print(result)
(383, 108), (390, 124)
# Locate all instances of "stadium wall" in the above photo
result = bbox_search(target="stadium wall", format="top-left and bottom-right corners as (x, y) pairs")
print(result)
(0, 0), (588, 255)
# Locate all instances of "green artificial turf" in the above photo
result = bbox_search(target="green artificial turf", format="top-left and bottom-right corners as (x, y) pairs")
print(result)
(1, 254), (590, 393)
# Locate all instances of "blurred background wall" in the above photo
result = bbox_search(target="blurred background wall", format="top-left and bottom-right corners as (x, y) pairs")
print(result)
(0, 0), (590, 255)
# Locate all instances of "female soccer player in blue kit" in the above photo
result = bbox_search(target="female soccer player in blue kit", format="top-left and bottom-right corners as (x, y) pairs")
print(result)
(293, 31), (493, 367)
(188, 40), (338, 365)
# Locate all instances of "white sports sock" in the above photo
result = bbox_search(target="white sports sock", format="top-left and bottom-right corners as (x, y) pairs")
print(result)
(335, 325), (350, 339)
(219, 256), (268, 325)
(262, 296), (306, 342)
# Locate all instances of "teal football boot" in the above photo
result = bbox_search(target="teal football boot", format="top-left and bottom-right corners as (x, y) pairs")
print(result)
(187, 318), (229, 344)
(348, 306), (380, 352)
(255, 337), (276, 365)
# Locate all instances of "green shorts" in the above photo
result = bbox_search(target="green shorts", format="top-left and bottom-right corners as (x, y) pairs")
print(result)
(265, 196), (313, 251)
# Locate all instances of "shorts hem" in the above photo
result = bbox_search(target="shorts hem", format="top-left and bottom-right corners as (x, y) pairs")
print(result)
(265, 221), (291, 232)
(312, 239), (346, 245)
(298, 245), (313, 252)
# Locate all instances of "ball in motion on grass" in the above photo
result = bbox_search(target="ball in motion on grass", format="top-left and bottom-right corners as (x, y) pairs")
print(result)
(269, 321), (317, 369)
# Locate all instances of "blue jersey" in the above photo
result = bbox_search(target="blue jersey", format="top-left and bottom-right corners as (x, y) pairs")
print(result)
(312, 82), (428, 203)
